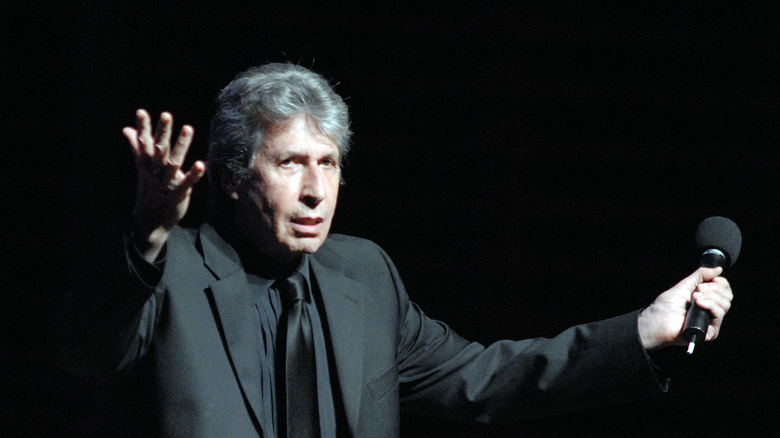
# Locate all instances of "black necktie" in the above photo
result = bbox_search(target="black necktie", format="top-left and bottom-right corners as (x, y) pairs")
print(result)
(277, 272), (319, 438)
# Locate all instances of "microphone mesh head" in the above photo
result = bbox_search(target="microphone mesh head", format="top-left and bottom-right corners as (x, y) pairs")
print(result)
(695, 216), (742, 266)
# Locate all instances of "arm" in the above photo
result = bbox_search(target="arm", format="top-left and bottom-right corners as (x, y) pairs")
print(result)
(397, 305), (662, 422)
(56, 111), (205, 376)
(394, 266), (732, 422)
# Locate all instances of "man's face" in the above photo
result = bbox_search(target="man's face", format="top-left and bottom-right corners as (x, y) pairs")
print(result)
(231, 113), (341, 263)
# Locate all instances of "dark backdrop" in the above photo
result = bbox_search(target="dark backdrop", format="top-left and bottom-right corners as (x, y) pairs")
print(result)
(4, 2), (779, 436)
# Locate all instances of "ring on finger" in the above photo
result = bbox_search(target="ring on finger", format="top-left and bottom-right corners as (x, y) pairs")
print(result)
(155, 143), (166, 151)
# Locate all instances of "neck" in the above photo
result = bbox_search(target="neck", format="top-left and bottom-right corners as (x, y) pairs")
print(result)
(210, 215), (302, 279)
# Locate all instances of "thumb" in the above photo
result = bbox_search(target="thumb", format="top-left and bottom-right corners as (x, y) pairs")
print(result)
(675, 266), (723, 294)
(697, 265), (723, 283)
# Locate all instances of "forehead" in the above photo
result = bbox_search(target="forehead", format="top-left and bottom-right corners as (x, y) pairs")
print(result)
(260, 114), (340, 158)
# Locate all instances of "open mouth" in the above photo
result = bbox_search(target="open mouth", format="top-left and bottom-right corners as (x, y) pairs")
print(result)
(291, 217), (324, 236)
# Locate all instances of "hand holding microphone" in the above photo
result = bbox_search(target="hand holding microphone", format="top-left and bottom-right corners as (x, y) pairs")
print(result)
(683, 216), (742, 354)
(637, 217), (738, 353)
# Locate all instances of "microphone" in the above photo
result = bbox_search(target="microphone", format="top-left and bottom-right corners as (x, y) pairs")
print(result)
(683, 216), (742, 354)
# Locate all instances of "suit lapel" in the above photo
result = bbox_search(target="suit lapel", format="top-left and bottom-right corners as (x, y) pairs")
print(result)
(311, 252), (366, 434)
(198, 224), (265, 426)
(198, 224), (367, 432)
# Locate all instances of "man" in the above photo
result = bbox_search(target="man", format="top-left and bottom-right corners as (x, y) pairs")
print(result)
(60, 63), (733, 437)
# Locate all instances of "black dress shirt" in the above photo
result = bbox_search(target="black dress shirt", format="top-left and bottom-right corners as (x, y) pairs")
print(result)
(247, 255), (338, 438)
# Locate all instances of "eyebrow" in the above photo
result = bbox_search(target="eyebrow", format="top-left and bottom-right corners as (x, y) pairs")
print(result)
(271, 149), (341, 163)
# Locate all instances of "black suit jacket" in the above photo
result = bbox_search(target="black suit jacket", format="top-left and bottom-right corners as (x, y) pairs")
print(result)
(61, 223), (666, 437)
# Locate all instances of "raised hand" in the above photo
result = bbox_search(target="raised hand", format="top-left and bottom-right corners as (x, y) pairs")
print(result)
(122, 109), (206, 261)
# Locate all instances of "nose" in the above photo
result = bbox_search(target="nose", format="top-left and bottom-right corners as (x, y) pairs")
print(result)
(300, 164), (325, 209)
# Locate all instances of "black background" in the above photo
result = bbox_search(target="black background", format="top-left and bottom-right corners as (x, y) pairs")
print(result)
(4, 2), (779, 436)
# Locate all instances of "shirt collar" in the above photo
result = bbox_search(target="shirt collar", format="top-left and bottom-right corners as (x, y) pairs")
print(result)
(249, 253), (312, 295)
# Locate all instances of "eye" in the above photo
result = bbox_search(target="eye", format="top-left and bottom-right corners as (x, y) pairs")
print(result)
(320, 157), (339, 168)
(279, 158), (296, 168)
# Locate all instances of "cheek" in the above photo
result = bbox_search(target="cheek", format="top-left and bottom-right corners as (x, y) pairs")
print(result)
(327, 179), (341, 208)
(246, 189), (274, 221)
(326, 198), (338, 220)
(265, 189), (301, 227)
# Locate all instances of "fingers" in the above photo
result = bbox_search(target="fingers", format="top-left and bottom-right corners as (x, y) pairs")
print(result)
(693, 271), (732, 305)
(135, 109), (155, 156)
(123, 109), (205, 198)
(693, 291), (731, 319)
(154, 112), (174, 154)
(674, 266), (724, 298)
(122, 126), (140, 155)
(692, 276), (733, 341)
(169, 125), (194, 167)
(694, 265), (723, 284)
(180, 161), (207, 190)
(122, 109), (155, 158)
(126, 109), (173, 160)
(124, 109), (199, 170)
(695, 278), (733, 313)
(669, 266), (722, 300)
(690, 269), (732, 315)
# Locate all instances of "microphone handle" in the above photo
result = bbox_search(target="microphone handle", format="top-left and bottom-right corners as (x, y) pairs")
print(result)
(682, 249), (726, 354)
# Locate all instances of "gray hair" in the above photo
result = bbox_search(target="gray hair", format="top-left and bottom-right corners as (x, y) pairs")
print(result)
(208, 63), (351, 200)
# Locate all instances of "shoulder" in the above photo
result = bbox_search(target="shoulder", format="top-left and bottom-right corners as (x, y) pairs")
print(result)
(321, 233), (382, 253)
(319, 233), (388, 260)
(316, 234), (396, 274)
(170, 225), (198, 242)
(164, 225), (199, 252)
(315, 234), (409, 308)
(164, 225), (210, 264)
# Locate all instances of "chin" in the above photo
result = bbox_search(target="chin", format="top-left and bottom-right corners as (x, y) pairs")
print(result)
(284, 236), (326, 255)
(299, 239), (327, 254)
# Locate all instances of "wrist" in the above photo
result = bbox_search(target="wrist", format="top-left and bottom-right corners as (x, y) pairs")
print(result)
(637, 308), (664, 351)
(129, 218), (169, 263)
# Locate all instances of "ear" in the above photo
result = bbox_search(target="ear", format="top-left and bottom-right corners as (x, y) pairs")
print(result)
(220, 171), (241, 201)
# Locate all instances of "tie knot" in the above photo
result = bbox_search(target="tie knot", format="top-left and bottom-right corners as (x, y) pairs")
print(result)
(277, 272), (308, 305)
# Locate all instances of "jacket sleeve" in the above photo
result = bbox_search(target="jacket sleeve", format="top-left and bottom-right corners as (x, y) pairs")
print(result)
(54, 229), (174, 378)
(380, 249), (668, 423)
